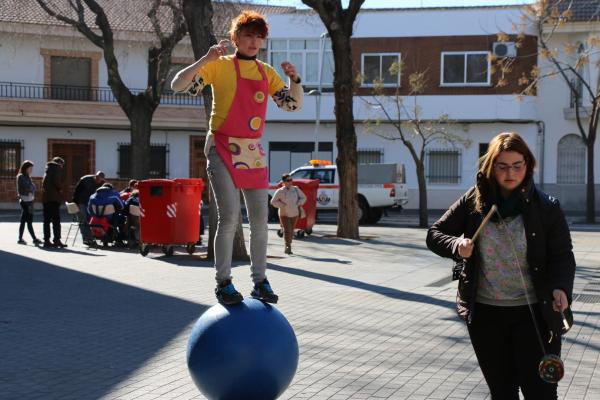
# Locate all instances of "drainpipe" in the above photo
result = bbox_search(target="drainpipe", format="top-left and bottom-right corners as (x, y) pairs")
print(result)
(536, 120), (545, 190)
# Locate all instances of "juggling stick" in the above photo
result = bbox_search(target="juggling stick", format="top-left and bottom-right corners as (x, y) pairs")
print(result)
(471, 204), (497, 242)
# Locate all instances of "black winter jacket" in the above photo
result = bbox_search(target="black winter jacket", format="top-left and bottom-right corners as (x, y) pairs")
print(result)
(426, 178), (575, 338)
(42, 161), (64, 203)
(72, 175), (101, 204)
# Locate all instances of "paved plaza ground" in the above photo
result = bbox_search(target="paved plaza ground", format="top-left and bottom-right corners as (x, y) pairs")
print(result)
(0, 210), (599, 399)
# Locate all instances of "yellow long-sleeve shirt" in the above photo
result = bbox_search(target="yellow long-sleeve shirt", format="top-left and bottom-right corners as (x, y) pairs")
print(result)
(185, 55), (289, 132)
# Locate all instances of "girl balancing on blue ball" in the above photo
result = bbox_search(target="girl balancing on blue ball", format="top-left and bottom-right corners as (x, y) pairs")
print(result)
(172, 10), (303, 305)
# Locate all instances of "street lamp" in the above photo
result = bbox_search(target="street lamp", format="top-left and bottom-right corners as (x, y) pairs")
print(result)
(307, 32), (329, 160)
(307, 89), (321, 159)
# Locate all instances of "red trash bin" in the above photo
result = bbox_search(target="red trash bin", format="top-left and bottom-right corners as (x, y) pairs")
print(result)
(293, 179), (319, 236)
(173, 178), (204, 246)
(138, 178), (204, 256)
(138, 179), (177, 246)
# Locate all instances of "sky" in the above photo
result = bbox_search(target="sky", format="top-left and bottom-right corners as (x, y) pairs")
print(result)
(248, 0), (535, 8)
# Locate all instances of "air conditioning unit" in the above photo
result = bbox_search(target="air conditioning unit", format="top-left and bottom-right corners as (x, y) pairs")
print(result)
(493, 42), (517, 58)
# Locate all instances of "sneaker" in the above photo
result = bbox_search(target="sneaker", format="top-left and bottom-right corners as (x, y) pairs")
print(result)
(32, 238), (42, 245)
(250, 279), (279, 304)
(53, 240), (68, 248)
(17, 239), (26, 245)
(215, 280), (243, 305)
(43, 241), (55, 248)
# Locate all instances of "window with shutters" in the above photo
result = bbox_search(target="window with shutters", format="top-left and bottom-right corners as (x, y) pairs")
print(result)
(357, 148), (384, 164)
(426, 149), (461, 184)
(557, 134), (586, 184)
(118, 144), (169, 179)
(50, 56), (92, 100)
(0, 140), (23, 177)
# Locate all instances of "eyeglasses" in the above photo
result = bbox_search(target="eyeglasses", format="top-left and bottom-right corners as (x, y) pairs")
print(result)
(494, 161), (526, 173)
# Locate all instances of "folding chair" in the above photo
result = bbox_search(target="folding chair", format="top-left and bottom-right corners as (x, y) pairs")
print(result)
(65, 202), (80, 246)
(128, 205), (141, 245)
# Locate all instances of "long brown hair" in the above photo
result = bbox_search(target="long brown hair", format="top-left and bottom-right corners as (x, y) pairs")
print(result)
(19, 160), (34, 176)
(475, 132), (536, 212)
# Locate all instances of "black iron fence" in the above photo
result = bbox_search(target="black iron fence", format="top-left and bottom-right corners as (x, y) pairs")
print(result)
(0, 81), (202, 106)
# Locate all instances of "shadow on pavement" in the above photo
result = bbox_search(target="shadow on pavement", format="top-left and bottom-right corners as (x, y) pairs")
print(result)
(293, 254), (352, 264)
(268, 263), (455, 309)
(36, 246), (107, 257)
(0, 250), (205, 399)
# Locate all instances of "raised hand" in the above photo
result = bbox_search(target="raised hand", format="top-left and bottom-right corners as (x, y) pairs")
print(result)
(207, 39), (231, 62)
(281, 61), (299, 82)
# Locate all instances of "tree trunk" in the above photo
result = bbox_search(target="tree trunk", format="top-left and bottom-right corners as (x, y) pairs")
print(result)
(416, 162), (428, 228)
(586, 141), (596, 223)
(331, 32), (359, 239)
(207, 185), (217, 260)
(205, 187), (249, 262)
(129, 101), (154, 179)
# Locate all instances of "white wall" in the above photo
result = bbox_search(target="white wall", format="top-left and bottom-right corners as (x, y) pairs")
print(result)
(266, 6), (532, 38)
(353, 7), (535, 37)
(267, 93), (538, 122)
(0, 125), (190, 179)
(537, 31), (600, 186)
(0, 32), (151, 89)
(262, 120), (539, 210)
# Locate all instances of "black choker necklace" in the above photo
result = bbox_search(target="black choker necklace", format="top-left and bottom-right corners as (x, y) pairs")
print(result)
(236, 52), (257, 60)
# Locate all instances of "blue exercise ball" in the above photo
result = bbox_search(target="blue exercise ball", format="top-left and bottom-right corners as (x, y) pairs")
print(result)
(187, 298), (299, 400)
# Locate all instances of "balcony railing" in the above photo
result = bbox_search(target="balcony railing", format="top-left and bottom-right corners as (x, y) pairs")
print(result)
(0, 81), (203, 106)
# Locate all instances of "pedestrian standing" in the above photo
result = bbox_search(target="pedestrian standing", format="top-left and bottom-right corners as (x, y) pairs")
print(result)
(270, 174), (306, 255)
(426, 132), (575, 399)
(16, 160), (41, 245)
(42, 156), (67, 248)
(72, 171), (105, 245)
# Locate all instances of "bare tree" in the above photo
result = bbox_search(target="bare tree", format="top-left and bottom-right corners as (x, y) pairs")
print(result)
(181, 0), (252, 260)
(361, 69), (471, 228)
(301, 0), (365, 239)
(35, 0), (187, 179)
(498, 0), (597, 223)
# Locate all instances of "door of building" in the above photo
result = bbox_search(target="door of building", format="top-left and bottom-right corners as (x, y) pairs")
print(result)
(49, 140), (94, 199)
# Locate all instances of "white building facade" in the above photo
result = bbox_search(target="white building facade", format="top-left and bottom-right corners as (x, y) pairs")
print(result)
(1, 3), (597, 212)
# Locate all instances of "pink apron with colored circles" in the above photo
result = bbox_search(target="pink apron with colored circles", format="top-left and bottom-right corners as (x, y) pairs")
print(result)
(214, 57), (269, 189)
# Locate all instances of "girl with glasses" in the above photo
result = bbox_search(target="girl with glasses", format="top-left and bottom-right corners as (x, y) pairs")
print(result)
(426, 132), (575, 399)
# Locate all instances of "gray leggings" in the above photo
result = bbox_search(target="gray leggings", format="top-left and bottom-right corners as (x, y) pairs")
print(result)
(206, 145), (268, 285)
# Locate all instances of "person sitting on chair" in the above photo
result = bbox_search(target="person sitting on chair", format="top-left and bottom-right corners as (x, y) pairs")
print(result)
(88, 183), (123, 222)
(120, 179), (139, 201)
(88, 184), (125, 243)
(124, 190), (140, 245)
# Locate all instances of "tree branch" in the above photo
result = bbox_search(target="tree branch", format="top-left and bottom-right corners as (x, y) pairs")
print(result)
(35, 0), (104, 47)
(343, 0), (365, 33)
(148, 0), (166, 42)
(301, 0), (335, 31)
